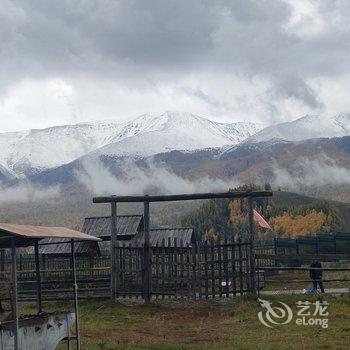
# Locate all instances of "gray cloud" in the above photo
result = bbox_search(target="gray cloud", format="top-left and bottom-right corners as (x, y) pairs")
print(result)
(1, 0), (350, 129)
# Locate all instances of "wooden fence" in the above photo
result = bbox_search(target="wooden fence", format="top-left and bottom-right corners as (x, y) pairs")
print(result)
(0, 240), (261, 301)
(5, 233), (350, 301)
(114, 239), (258, 299)
(254, 233), (350, 269)
(0, 255), (110, 300)
(269, 233), (350, 255)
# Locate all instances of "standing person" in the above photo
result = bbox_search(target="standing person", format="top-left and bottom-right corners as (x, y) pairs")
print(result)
(310, 260), (325, 293)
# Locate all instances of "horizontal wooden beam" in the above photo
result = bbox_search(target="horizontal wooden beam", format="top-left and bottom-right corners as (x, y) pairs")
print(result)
(93, 190), (273, 203)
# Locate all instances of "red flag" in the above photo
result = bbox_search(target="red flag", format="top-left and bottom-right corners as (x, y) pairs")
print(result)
(253, 209), (271, 229)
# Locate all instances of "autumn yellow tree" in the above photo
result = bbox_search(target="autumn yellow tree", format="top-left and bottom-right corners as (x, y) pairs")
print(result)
(269, 210), (327, 238)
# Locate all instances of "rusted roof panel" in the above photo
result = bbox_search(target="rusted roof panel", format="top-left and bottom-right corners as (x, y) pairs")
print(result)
(0, 223), (100, 240)
(0, 222), (100, 249)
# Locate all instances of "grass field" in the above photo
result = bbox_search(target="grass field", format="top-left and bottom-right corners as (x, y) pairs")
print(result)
(22, 294), (350, 350)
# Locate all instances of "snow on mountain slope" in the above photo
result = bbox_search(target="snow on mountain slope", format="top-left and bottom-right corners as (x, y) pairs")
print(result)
(0, 111), (262, 178)
(246, 114), (350, 143)
(0, 121), (125, 178)
(96, 111), (263, 158)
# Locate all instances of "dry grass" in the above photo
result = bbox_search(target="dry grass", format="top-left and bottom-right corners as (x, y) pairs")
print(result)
(22, 294), (350, 349)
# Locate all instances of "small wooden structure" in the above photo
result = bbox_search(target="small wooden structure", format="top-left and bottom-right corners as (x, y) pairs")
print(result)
(0, 223), (100, 350)
(39, 215), (143, 257)
(40, 215), (197, 257)
(83, 215), (144, 254)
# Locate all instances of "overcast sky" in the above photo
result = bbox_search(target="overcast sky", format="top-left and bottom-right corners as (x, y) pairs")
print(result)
(1, 0), (350, 132)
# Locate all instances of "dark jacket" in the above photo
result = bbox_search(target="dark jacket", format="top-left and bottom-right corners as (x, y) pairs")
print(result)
(310, 261), (323, 280)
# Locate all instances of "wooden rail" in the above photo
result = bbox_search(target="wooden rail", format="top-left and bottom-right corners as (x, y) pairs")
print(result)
(93, 190), (273, 203)
(256, 253), (350, 262)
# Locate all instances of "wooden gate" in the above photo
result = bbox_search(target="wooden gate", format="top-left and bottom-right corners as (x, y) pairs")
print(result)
(114, 239), (252, 300)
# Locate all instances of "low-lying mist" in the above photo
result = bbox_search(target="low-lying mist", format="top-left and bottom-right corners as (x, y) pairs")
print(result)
(75, 157), (239, 195)
(1, 154), (349, 205)
(0, 182), (60, 204)
(270, 155), (350, 191)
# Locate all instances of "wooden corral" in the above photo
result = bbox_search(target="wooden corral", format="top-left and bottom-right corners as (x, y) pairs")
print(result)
(93, 190), (273, 302)
(114, 239), (258, 299)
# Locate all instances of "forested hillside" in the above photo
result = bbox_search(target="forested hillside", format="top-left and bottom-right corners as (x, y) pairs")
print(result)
(182, 187), (348, 242)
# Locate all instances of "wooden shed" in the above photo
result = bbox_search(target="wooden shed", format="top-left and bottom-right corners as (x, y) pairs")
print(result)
(40, 215), (144, 257)
(40, 215), (197, 257)
(82, 215), (144, 255)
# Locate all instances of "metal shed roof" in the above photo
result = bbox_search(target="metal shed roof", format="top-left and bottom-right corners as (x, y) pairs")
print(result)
(0, 222), (100, 248)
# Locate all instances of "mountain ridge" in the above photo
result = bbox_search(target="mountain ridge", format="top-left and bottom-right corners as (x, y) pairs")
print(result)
(245, 114), (350, 143)
(0, 111), (262, 180)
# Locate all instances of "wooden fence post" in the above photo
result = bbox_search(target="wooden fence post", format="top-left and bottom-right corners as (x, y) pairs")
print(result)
(143, 197), (151, 303)
(0, 250), (4, 274)
(174, 237), (178, 299)
(34, 241), (42, 314)
(161, 238), (165, 299)
(204, 241), (209, 299)
(296, 239), (299, 254)
(248, 196), (256, 294)
(111, 202), (117, 301)
(210, 239), (215, 298)
(192, 243), (198, 299)
(238, 237), (243, 295)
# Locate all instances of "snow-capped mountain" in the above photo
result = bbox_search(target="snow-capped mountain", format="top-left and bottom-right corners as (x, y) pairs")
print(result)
(246, 114), (350, 143)
(0, 111), (262, 179)
(93, 111), (262, 158)
(0, 121), (125, 179)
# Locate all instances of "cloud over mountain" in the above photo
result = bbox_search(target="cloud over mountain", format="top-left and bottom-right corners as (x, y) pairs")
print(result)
(2, 1), (350, 131)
